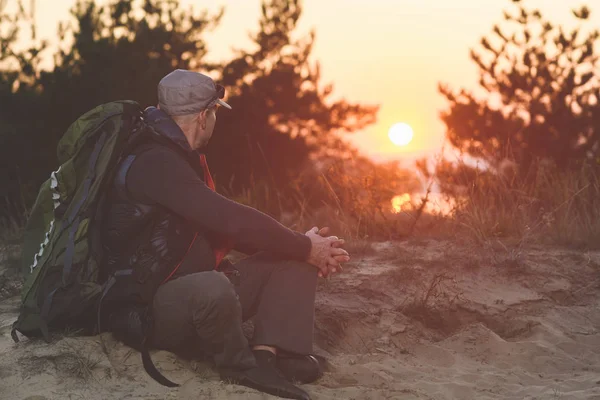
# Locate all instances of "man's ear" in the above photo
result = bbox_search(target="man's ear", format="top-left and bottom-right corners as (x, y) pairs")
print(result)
(198, 110), (207, 129)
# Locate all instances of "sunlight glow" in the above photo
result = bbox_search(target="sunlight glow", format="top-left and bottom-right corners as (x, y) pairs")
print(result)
(388, 123), (414, 146)
(391, 193), (411, 213)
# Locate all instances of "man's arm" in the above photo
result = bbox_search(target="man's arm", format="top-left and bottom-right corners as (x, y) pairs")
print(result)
(126, 147), (311, 261)
(232, 242), (260, 256)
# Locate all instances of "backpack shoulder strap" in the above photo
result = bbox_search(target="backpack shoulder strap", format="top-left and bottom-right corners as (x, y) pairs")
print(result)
(113, 138), (161, 206)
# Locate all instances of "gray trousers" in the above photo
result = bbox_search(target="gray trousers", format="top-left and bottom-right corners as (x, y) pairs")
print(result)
(150, 252), (318, 370)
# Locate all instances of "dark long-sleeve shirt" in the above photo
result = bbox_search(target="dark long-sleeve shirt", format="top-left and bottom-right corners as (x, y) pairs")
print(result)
(125, 146), (311, 272)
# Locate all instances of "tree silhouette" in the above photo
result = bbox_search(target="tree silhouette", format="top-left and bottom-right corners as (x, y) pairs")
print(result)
(439, 0), (600, 171)
(207, 0), (378, 202)
(0, 0), (381, 219)
(0, 0), (222, 219)
(0, 0), (52, 219)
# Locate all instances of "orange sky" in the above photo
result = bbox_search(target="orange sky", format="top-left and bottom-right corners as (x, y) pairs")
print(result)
(30, 0), (600, 165)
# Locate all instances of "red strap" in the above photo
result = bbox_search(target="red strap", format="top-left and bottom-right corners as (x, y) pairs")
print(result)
(162, 154), (232, 285)
(199, 154), (215, 190)
(161, 232), (199, 285)
(198, 154), (233, 268)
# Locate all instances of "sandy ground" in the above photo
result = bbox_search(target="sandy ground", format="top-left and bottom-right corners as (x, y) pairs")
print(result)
(1, 239), (600, 399)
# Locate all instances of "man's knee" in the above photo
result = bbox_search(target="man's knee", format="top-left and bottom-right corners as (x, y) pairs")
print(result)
(260, 260), (318, 293)
(278, 260), (318, 279)
(188, 271), (238, 311)
(185, 272), (241, 345)
(244, 253), (316, 274)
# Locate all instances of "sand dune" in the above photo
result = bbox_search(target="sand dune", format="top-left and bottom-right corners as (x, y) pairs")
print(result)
(1, 240), (600, 399)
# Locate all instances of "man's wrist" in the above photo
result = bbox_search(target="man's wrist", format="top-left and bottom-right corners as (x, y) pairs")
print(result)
(298, 233), (312, 261)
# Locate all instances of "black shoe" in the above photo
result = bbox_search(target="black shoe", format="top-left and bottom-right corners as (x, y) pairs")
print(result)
(220, 351), (310, 400)
(277, 354), (323, 384)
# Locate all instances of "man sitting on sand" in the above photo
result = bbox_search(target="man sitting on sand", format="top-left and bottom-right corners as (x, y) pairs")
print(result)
(100, 69), (350, 400)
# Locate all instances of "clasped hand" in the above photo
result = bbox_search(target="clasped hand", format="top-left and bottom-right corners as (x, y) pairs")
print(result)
(305, 226), (350, 278)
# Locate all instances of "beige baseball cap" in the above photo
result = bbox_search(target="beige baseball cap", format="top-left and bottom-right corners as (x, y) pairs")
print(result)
(157, 69), (232, 116)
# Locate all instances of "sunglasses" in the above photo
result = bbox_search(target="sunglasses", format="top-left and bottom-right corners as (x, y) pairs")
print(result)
(207, 84), (225, 106)
(215, 84), (225, 99)
(207, 83), (229, 111)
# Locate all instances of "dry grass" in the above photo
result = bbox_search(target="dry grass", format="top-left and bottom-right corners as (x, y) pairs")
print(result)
(4, 156), (600, 261)
(0, 215), (24, 245)
(19, 340), (103, 382)
(451, 160), (600, 248)
(0, 217), (23, 299)
(56, 346), (102, 381)
(227, 169), (451, 242)
(397, 270), (466, 335)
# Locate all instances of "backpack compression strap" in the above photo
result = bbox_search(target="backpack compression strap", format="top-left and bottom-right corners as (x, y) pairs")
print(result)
(141, 338), (179, 387)
(97, 269), (180, 388)
(37, 132), (108, 343)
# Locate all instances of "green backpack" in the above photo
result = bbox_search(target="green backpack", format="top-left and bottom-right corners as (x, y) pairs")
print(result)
(11, 100), (145, 342)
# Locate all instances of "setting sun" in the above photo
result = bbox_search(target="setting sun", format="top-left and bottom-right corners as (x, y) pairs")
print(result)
(391, 193), (411, 213)
(388, 123), (414, 146)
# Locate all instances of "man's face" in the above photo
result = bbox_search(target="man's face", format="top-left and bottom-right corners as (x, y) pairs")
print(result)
(195, 106), (217, 149)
